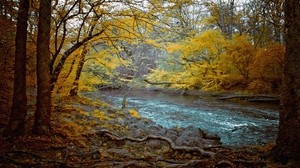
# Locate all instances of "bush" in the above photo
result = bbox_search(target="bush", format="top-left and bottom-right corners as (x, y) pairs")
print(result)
(247, 79), (272, 93)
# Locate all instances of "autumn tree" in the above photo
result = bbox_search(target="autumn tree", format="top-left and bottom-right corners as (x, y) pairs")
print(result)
(270, 0), (300, 165)
(3, 0), (29, 136)
(33, 0), (52, 135)
(205, 0), (236, 39)
(69, 45), (88, 96)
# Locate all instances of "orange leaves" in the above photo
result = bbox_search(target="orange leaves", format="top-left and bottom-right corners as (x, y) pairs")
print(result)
(224, 34), (256, 80)
(253, 43), (285, 77)
(150, 31), (285, 93)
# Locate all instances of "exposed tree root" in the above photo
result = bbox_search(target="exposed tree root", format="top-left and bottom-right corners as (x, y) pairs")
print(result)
(95, 129), (216, 158)
(159, 159), (211, 168)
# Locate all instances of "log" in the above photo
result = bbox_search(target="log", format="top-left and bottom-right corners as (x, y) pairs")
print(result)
(216, 95), (279, 104)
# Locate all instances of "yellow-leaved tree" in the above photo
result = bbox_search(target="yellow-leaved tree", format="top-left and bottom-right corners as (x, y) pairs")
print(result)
(148, 30), (227, 90)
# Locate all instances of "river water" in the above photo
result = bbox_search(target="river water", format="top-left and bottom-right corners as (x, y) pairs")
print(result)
(83, 90), (279, 147)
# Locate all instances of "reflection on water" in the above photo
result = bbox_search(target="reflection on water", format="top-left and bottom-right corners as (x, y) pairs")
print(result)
(83, 90), (279, 147)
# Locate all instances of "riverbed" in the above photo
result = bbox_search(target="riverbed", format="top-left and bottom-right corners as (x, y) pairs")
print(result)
(83, 90), (279, 147)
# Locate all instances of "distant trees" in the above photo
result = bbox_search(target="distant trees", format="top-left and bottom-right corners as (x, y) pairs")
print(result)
(147, 0), (285, 93)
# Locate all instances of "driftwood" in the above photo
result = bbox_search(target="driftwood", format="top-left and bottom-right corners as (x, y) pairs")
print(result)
(96, 129), (216, 158)
(143, 79), (176, 85)
(217, 95), (279, 103)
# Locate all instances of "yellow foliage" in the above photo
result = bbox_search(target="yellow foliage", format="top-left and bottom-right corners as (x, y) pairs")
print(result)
(181, 29), (226, 62)
(225, 34), (256, 79)
(166, 43), (183, 53)
(92, 110), (110, 121)
(128, 109), (140, 118)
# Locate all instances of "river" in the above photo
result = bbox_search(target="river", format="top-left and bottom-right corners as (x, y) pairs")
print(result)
(83, 90), (279, 147)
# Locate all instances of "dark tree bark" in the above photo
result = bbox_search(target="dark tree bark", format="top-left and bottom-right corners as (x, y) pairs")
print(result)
(33, 0), (52, 135)
(3, 0), (29, 136)
(70, 46), (88, 96)
(270, 1), (300, 165)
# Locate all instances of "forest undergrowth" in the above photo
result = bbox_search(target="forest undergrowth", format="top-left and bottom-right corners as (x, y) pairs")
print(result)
(0, 95), (286, 168)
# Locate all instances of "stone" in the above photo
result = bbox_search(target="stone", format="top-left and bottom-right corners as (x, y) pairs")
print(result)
(174, 126), (204, 148)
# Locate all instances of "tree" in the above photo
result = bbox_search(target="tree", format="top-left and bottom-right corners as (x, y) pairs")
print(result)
(0, 0), (18, 120)
(33, 0), (52, 135)
(270, 0), (300, 165)
(70, 45), (88, 96)
(3, 0), (29, 136)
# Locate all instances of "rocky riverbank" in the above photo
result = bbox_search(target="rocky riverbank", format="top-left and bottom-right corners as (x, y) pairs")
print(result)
(0, 95), (280, 167)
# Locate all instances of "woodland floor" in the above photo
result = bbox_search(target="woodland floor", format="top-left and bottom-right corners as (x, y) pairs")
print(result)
(0, 94), (290, 168)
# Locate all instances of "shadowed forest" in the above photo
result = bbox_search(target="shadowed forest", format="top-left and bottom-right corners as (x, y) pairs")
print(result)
(1, 0), (300, 167)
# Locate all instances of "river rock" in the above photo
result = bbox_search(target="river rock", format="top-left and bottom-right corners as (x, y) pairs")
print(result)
(165, 127), (181, 141)
(174, 126), (204, 148)
(146, 125), (165, 136)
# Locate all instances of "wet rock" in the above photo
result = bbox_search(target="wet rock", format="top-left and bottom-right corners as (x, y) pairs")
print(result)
(174, 126), (204, 148)
(202, 139), (221, 147)
(165, 127), (181, 141)
(131, 128), (144, 138)
(204, 133), (221, 140)
(146, 125), (165, 136)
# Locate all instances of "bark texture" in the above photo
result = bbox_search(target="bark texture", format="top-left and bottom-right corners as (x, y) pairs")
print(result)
(70, 46), (88, 96)
(271, 1), (300, 164)
(33, 0), (52, 135)
(3, 0), (29, 136)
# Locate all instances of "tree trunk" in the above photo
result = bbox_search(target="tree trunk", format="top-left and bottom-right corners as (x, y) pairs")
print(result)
(33, 0), (52, 135)
(70, 46), (88, 96)
(270, 1), (300, 164)
(3, 0), (29, 137)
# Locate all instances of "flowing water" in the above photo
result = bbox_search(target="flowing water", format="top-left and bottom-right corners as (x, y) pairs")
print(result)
(83, 90), (279, 147)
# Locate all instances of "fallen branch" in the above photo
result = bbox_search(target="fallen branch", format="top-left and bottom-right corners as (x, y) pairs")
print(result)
(96, 129), (215, 158)
(143, 79), (176, 85)
(216, 95), (279, 103)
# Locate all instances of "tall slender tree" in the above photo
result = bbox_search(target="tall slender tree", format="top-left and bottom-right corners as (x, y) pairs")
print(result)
(33, 0), (52, 135)
(3, 0), (29, 136)
(270, 0), (300, 165)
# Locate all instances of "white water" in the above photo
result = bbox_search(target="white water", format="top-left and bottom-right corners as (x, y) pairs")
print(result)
(84, 90), (279, 146)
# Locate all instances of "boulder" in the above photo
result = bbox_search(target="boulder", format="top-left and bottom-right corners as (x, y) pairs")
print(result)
(174, 126), (204, 148)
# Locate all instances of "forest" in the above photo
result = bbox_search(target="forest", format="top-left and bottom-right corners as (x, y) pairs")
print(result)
(0, 0), (299, 167)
